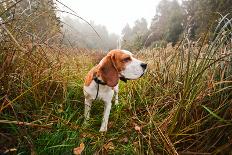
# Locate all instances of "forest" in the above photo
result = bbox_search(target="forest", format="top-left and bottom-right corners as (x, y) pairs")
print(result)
(0, 0), (232, 154)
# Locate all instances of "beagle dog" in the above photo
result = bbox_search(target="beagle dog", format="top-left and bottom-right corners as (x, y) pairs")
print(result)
(83, 49), (147, 132)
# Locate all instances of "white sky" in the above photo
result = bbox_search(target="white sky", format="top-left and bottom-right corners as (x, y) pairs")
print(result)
(57, 0), (162, 35)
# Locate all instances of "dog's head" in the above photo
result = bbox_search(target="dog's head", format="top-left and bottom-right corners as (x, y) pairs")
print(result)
(98, 49), (147, 87)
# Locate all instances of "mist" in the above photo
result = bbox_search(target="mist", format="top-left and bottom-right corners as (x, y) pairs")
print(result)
(61, 16), (119, 50)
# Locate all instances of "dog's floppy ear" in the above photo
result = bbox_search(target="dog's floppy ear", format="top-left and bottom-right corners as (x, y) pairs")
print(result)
(99, 54), (119, 87)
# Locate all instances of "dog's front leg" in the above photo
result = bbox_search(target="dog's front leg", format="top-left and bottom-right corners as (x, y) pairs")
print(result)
(114, 84), (119, 105)
(99, 100), (112, 132)
(84, 98), (92, 121)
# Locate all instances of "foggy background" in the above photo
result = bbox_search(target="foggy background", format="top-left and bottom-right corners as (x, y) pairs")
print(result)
(57, 0), (232, 51)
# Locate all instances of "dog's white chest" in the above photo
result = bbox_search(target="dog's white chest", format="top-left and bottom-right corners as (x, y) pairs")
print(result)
(84, 81), (114, 101)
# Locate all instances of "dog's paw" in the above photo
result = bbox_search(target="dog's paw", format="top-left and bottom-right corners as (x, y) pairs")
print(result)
(99, 126), (107, 132)
(83, 120), (89, 127)
(115, 100), (119, 105)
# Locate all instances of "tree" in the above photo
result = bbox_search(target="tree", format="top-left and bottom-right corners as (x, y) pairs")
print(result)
(15, 0), (62, 43)
(182, 0), (232, 41)
(121, 23), (133, 41)
(121, 18), (149, 51)
(149, 0), (184, 46)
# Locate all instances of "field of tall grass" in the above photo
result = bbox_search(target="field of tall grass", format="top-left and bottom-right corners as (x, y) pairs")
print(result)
(1, 1), (232, 154)
(1, 33), (232, 154)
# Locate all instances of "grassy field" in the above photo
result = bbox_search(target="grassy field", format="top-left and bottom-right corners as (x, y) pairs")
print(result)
(1, 1), (232, 154)
(1, 33), (232, 154)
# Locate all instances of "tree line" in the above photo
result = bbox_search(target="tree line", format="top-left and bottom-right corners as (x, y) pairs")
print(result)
(121, 0), (232, 51)
(1, 0), (231, 51)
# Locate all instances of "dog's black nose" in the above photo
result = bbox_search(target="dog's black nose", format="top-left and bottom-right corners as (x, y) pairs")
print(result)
(140, 63), (147, 69)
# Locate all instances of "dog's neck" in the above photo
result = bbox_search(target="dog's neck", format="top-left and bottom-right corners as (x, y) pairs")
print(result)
(93, 75), (106, 85)
(119, 76), (128, 83)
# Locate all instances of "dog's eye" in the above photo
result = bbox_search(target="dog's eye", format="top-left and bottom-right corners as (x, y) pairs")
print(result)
(122, 57), (131, 62)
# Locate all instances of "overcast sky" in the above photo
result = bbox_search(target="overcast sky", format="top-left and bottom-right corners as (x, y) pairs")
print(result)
(57, 0), (162, 35)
